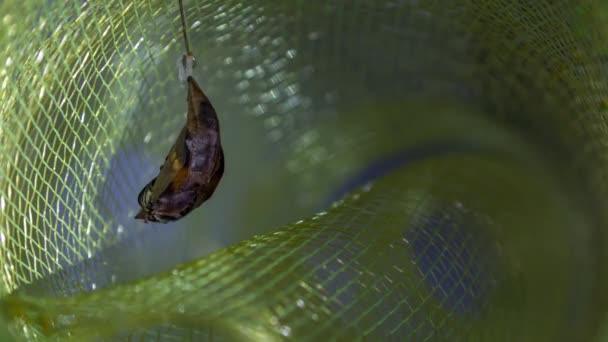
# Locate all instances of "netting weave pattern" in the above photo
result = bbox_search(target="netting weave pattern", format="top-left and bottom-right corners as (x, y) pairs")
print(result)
(0, 0), (607, 340)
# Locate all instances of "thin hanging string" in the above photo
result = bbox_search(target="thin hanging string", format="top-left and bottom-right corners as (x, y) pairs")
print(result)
(177, 0), (195, 81)
(178, 0), (192, 56)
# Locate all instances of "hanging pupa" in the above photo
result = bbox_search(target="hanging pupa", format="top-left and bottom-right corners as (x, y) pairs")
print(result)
(135, 0), (224, 223)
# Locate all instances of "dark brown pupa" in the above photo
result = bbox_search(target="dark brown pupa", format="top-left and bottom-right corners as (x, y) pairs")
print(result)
(135, 76), (224, 223)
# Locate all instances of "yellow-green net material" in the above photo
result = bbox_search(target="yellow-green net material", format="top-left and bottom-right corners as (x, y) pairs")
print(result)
(0, 0), (607, 340)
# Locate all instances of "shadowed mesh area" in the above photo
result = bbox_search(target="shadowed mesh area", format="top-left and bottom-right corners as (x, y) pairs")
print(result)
(0, 0), (607, 340)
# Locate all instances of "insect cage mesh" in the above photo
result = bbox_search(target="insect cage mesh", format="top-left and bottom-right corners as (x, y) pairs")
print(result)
(0, 0), (607, 340)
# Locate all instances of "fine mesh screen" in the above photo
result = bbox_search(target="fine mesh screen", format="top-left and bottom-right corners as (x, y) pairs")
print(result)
(0, 0), (607, 340)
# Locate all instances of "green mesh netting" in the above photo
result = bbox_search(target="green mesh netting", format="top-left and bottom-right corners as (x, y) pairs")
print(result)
(0, 0), (607, 340)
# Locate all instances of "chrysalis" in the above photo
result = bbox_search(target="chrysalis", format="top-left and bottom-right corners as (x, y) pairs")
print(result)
(135, 1), (224, 223)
